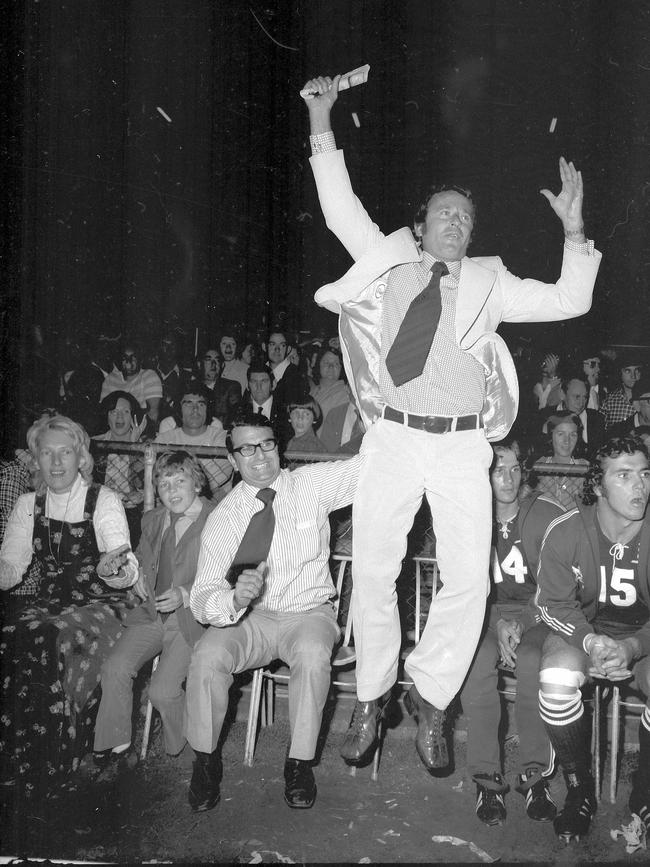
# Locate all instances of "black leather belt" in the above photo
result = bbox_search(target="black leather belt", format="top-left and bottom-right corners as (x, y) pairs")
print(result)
(383, 405), (483, 434)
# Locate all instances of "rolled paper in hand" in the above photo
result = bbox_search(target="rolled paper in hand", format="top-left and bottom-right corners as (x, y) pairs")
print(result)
(300, 64), (370, 99)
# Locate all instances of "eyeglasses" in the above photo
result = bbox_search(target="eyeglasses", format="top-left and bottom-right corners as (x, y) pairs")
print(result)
(231, 438), (277, 457)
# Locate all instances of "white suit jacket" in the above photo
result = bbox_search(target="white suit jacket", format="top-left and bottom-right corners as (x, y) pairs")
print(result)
(310, 150), (601, 441)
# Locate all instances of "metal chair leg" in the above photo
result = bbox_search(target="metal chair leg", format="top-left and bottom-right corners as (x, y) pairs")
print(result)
(244, 668), (264, 767)
(371, 719), (384, 781)
(140, 653), (160, 760)
(610, 686), (621, 803)
(593, 684), (601, 802)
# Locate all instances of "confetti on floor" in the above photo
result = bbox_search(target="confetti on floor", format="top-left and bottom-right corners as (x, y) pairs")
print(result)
(432, 835), (496, 863)
(610, 813), (647, 853)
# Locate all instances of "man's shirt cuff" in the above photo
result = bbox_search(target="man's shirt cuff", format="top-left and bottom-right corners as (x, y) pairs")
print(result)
(309, 131), (337, 155)
(565, 237), (595, 256)
(204, 588), (246, 626)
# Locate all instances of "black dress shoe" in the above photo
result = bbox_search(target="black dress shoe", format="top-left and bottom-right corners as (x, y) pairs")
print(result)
(284, 758), (316, 809)
(340, 689), (393, 765)
(188, 750), (221, 812)
(95, 748), (139, 781)
(403, 684), (449, 771)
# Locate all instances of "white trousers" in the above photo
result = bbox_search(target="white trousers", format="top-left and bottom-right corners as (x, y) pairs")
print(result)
(352, 417), (492, 709)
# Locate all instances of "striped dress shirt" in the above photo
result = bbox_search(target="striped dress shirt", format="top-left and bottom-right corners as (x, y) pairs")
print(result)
(190, 455), (361, 626)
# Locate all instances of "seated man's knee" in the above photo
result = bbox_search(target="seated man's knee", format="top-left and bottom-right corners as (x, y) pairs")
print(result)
(291, 637), (333, 672)
(539, 633), (587, 697)
(191, 633), (237, 675)
(540, 632), (586, 672)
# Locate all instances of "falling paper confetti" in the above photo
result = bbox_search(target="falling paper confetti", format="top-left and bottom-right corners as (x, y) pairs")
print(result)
(156, 106), (172, 123)
(352, 112), (360, 128)
(549, 116), (557, 133)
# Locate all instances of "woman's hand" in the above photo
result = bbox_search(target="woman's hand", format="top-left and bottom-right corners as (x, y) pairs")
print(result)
(97, 544), (131, 579)
(131, 415), (148, 442)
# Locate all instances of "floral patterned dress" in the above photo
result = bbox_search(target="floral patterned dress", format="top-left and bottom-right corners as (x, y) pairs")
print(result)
(0, 484), (137, 797)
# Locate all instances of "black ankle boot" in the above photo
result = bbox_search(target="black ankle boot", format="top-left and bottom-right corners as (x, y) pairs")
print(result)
(284, 758), (317, 809)
(188, 750), (221, 812)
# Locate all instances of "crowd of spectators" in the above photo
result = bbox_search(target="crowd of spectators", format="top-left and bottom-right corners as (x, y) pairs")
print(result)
(1, 319), (649, 826)
(6, 325), (650, 561)
(18, 323), (649, 466)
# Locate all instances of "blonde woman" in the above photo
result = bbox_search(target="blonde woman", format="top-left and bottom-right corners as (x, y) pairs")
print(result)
(0, 415), (138, 801)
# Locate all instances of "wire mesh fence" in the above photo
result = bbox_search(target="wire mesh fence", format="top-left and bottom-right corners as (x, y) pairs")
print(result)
(87, 440), (589, 643)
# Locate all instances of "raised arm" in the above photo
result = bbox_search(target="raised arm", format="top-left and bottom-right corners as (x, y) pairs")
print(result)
(539, 157), (586, 243)
(301, 73), (384, 261)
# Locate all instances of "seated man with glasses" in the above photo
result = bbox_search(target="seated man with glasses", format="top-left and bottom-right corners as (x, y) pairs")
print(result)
(185, 409), (361, 813)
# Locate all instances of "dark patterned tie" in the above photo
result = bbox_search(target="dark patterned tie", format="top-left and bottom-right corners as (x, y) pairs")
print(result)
(156, 511), (183, 620)
(226, 487), (276, 585)
(385, 261), (449, 387)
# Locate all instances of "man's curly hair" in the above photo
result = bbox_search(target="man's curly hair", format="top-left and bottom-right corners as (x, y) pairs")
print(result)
(582, 434), (649, 505)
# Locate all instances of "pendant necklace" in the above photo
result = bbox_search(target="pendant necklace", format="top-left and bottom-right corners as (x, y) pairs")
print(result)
(46, 487), (73, 575)
(497, 512), (518, 540)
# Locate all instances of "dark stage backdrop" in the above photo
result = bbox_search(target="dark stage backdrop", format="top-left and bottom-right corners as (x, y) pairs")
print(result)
(1, 0), (649, 452)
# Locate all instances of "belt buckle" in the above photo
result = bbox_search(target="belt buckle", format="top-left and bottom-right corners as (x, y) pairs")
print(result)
(424, 415), (450, 434)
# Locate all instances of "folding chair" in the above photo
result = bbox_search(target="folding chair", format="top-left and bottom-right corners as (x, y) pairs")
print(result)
(593, 681), (646, 803)
(243, 554), (436, 779)
(140, 653), (160, 760)
(243, 555), (352, 767)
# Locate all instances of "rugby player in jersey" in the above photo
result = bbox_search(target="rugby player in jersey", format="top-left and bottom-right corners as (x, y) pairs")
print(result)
(461, 439), (563, 826)
(536, 434), (650, 843)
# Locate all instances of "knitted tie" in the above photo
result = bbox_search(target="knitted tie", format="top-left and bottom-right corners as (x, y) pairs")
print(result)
(385, 261), (449, 387)
(226, 487), (276, 584)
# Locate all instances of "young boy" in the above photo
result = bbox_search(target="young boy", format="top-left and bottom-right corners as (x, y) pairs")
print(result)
(93, 450), (215, 768)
